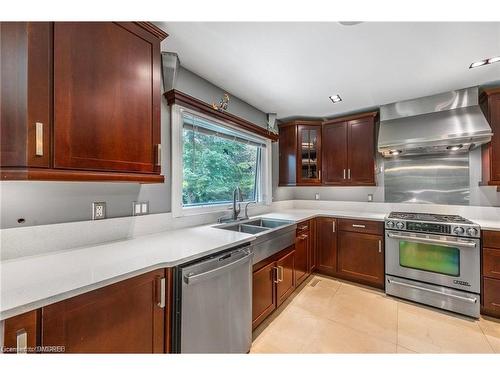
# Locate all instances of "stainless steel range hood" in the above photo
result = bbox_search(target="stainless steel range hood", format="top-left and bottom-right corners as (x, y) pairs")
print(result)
(378, 87), (492, 157)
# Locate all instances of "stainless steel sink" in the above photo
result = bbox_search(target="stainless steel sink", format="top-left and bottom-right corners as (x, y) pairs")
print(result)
(223, 224), (269, 234)
(215, 217), (296, 264)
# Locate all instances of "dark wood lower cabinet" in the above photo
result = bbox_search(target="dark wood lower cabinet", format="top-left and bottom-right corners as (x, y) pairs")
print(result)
(252, 246), (296, 330)
(276, 250), (295, 306)
(252, 261), (277, 329)
(482, 277), (500, 318)
(337, 231), (385, 289)
(42, 269), (166, 353)
(316, 217), (338, 275)
(295, 228), (309, 287)
(2, 310), (40, 353)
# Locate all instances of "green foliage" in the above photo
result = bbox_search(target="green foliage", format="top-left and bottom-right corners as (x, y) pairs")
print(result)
(182, 129), (258, 206)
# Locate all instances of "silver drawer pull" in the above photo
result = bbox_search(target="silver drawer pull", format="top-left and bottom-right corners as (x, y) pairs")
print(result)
(378, 240), (382, 253)
(332, 221), (335, 233)
(35, 122), (43, 156)
(16, 329), (28, 354)
(387, 279), (478, 304)
(352, 224), (366, 228)
(343, 169), (346, 179)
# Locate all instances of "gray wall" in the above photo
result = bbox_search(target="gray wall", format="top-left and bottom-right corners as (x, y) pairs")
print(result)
(0, 66), (270, 229)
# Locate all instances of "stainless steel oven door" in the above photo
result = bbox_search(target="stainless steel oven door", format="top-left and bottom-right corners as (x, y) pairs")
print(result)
(385, 230), (480, 293)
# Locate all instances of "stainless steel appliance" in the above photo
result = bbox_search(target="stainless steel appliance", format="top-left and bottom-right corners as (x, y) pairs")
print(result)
(172, 244), (253, 353)
(378, 87), (492, 157)
(385, 212), (481, 317)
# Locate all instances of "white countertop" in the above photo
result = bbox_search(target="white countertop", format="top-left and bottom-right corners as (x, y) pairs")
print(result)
(1, 206), (498, 320)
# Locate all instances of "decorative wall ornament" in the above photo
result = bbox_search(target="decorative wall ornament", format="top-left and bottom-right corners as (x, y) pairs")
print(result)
(212, 93), (230, 112)
(267, 113), (278, 134)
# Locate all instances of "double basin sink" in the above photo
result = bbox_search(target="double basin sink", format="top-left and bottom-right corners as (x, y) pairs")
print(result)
(215, 217), (297, 264)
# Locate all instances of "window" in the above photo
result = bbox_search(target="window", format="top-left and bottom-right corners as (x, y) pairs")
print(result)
(171, 105), (272, 217)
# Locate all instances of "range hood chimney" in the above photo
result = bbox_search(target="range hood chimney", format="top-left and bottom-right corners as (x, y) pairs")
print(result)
(378, 87), (492, 157)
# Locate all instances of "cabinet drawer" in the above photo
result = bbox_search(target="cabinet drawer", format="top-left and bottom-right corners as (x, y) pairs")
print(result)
(338, 218), (383, 235)
(483, 277), (500, 318)
(296, 220), (310, 234)
(484, 248), (500, 280)
(483, 231), (500, 249)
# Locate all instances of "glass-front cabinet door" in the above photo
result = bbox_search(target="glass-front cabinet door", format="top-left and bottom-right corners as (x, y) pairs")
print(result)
(297, 124), (321, 185)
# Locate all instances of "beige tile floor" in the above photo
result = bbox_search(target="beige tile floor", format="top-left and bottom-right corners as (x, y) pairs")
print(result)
(251, 274), (500, 353)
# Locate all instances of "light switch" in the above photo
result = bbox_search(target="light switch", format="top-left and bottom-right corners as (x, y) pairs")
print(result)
(133, 201), (149, 216)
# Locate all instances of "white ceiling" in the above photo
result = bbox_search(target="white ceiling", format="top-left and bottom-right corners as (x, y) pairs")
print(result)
(156, 22), (500, 120)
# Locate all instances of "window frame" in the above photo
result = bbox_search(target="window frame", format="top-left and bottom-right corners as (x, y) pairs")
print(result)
(171, 104), (272, 218)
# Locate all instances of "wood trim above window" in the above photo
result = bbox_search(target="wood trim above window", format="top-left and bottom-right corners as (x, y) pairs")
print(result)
(164, 89), (279, 141)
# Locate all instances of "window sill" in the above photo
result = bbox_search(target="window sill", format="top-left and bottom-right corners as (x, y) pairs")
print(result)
(175, 202), (268, 218)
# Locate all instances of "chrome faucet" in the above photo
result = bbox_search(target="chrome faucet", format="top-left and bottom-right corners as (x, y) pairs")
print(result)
(232, 187), (242, 220)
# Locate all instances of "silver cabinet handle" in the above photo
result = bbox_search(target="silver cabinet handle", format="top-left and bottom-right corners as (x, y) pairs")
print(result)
(16, 329), (28, 353)
(157, 277), (166, 308)
(348, 169), (351, 179)
(378, 240), (382, 253)
(273, 266), (280, 284)
(332, 220), (336, 233)
(278, 266), (284, 282)
(35, 122), (43, 156)
(387, 279), (478, 304)
(318, 170), (321, 180)
(387, 233), (477, 248)
(343, 169), (346, 179)
(352, 224), (366, 228)
(156, 144), (162, 166)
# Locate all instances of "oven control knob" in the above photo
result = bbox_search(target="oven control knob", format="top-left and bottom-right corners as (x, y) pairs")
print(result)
(396, 222), (404, 230)
(453, 227), (465, 235)
(386, 221), (394, 228)
(466, 228), (478, 237)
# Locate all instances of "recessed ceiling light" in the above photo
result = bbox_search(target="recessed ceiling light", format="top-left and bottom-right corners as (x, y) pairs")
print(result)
(488, 56), (500, 64)
(469, 55), (500, 69)
(469, 60), (488, 69)
(329, 94), (342, 103)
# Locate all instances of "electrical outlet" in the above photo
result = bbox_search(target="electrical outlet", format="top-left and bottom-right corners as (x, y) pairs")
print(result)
(367, 194), (373, 202)
(315, 193), (320, 200)
(92, 202), (106, 220)
(133, 201), (149, 216)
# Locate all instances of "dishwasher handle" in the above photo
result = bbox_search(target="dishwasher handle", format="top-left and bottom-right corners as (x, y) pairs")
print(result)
(183, 250), (252, 285)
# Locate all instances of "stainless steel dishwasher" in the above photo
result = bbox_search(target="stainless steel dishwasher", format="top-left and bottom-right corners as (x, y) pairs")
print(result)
(172, 244), (253, 353)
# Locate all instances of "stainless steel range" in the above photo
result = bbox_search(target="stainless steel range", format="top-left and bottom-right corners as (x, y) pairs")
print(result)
(384, 212), (481, 318)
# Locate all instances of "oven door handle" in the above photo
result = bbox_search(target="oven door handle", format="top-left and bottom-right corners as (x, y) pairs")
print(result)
(387, 279), (478, 304)
(387, 233), (477, 248)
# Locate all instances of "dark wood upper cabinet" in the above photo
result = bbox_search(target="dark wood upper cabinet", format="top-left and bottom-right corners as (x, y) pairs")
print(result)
(480, 88), (500, 186)
(316, 217), (338, 275)
(0, 22), (167, 183)
(0, 22), (52, 169)
(278, 120), (322, 186)
(322, 121), (348, 184)
(278, 112), (377, 187)
(322, 112), (377, 186)
(41, 269), (166, 353)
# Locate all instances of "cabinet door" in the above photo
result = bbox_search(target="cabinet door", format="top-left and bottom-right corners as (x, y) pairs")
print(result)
(347, 118), (375, 185)
(338, 231), (384, 288)
(309, 219), (317, 272)
(316, 217), (338, 275)
(490, 94), (500, 183)
(252, 261), (276, 329)
(2, 310), (39, 353)
(278, 124), (297, 186)
(42, 269), (165, 353)
(483, 277), (500, 318)
(322, 122), (348, 185)
(295, 231), (310, 286)
(53, 22), (161, 174)
(297, 125), (321, 185)
(276, 249), (295, 306)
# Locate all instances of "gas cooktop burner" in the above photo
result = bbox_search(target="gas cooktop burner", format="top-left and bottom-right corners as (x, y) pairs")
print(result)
(388, 212), (474, 224)
(385, 212), (480, 238)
